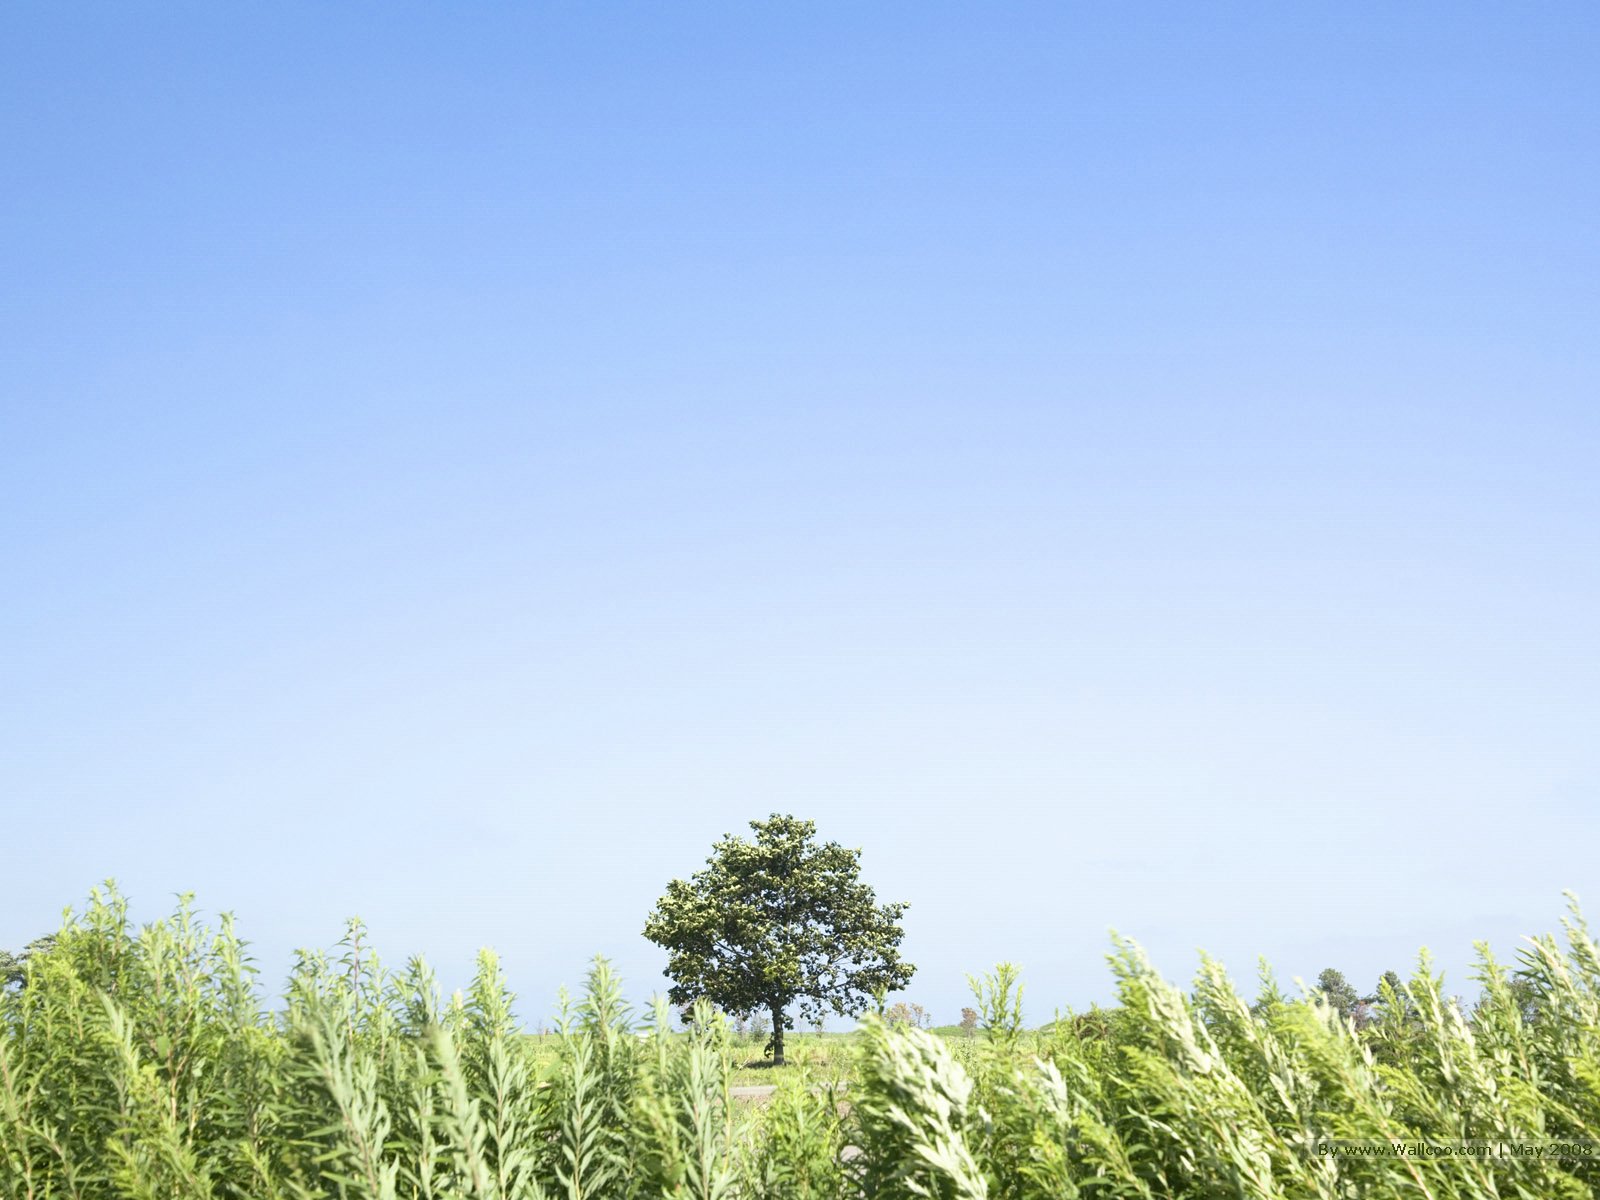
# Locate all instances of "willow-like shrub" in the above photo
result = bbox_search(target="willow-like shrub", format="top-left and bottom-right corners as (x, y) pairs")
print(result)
(4, 885), (1599, 1198)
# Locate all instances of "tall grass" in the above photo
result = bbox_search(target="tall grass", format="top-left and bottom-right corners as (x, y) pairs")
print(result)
(5, 884), (1600, 1198)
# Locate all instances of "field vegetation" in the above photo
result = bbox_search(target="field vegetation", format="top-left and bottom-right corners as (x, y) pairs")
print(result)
(5, 885), (1600, 1198)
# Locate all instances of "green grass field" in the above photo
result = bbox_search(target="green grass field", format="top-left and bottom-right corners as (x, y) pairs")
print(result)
(7, 886), (1600, 1199)
(525, 1030), (858, 1089)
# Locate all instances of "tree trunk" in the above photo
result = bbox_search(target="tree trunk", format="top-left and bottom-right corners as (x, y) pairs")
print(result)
(770, 1001), (785, 1066)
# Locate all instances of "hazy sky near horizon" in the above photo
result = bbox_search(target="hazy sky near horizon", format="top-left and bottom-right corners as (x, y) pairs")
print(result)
(4, 4), (1597, 1024)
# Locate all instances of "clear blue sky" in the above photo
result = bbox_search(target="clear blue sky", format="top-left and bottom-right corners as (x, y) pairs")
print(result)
(3, 3), (1597, 1025)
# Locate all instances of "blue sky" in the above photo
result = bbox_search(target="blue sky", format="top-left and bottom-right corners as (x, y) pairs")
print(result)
(3, 3), (1597, 1025)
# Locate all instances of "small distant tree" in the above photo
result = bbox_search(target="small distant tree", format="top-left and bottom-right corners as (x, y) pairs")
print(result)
(959, 1007), (979, 1037)
(1367, 970), (1417, 1022)
(884, 1001), (929, 1030)
(1374, 970), (1405, 999)
(644, 813), (913, 1065)
(1315, 968), (1370, 1027)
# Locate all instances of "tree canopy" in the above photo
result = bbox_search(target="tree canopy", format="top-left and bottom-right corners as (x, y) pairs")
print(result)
(642, 813), (912, 1064)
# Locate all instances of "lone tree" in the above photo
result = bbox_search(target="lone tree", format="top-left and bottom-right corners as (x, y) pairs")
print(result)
(643, 813), (913, 1065)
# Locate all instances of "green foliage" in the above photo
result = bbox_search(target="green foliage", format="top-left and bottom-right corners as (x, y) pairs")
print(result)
(643, 814), (913, 1065)
(852, 1014), (987, 1200)
(1313, 967), (1366, 1027)
(744, 1067), (847, 1200)
(0, 936), (56, 989)
(7, 884), (1600, 1199)
(0, 885), (739, 1200)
